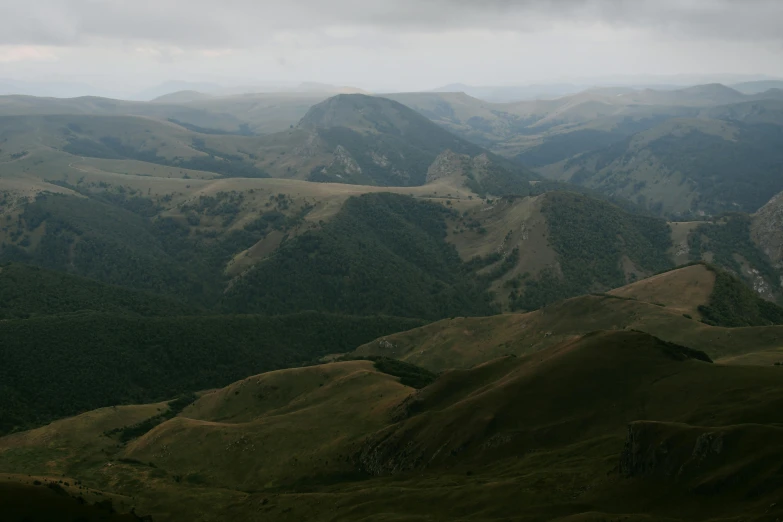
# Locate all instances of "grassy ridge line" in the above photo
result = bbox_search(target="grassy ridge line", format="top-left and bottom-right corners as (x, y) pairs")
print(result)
(0, 311), (424, 434)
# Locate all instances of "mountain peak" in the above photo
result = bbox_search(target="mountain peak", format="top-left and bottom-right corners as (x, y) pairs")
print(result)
(678, 83), (744, 101)
(297, 93), (427, 133)
(151, 90), (213, 103)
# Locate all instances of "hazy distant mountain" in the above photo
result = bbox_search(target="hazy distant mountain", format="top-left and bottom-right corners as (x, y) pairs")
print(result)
(540, 99), (783, 216)
(133, 81), (223, 101)
(296, 82), (367, 94)
(731, 80), (783, 95)
(431, 83), (586, 102)
(210, 82), (367, 97)
(151, 90), (214, 103)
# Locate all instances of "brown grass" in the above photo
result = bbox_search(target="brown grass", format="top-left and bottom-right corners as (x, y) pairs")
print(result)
(609, 264), (715, 317)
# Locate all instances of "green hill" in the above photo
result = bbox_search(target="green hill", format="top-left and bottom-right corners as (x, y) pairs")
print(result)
(0, 94), (246, 132)
(222, 192), (497, 319)
(4, 184), (778, 319)
(0, 192), (209, 302)
(0, 94), (533, 194)
(545, 115), (783, 217)
(356, 264), (783, 371)
(292, 94), (534, 191)
(388, 89), (783, 218)
(3, 330), (783, 521)
(509, 191), (673, 310)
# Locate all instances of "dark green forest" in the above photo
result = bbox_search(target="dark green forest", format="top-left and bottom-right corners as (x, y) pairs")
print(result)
(0, 191), (286, 306)
(688, 214), (781, 301)
(0, 263), (200, 319)
(648, 125), (783, 214)
(511, 192), (673, 310)
(699, 267), (783, 327)
(0, 312), (423, 434)
(223, 192), (498, 319)
(1, 191), (504, 318)
(515, 129), (629, 167)
(564, 123), (783, 215)
(0, 193), (207, 300)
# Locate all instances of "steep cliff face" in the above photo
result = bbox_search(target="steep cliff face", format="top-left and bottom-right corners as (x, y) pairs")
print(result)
(619, 421), (726, 479)
(619, 421), (783, 497)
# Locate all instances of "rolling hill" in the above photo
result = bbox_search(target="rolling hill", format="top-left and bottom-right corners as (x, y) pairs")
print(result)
(2, 328), (783, 521)
(731, 79), (783, 94)
(248, 93), (535, 190)
(3, 175), (780, 318)
(0, 93), (534, 196)
(356, 263), (783, 371)
(4, 85), (781, 219)
(543, 110), (783, 216)
(0, 94), (248, 133)
(0, 89), (780, 311)
(151, 90), (214, 103)
(387, 86), (783, 217)
(385, 84), (763, 157)
(2, 81), (783, 522)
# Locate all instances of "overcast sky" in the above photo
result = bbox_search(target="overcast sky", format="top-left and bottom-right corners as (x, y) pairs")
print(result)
(0, 0), (781, 96)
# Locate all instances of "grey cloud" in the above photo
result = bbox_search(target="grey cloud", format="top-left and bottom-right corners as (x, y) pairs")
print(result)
(0, 0), (781, 47)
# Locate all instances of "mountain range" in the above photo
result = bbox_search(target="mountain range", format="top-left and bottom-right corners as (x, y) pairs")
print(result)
(2, 80), (783, 521)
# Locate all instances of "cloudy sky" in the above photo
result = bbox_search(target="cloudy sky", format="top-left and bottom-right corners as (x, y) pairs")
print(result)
(0, 0), (781, 97)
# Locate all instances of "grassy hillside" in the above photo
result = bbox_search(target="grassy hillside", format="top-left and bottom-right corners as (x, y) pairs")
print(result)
(0, 187), (337, 306)
(223, 192), (497, 319)
(509, 192), (673, 310)
(0, 94), (247, 132)
(0, 263), (199, 319)
(384, 89), (701, 156)
(0, 311), (422, 434)
(0, 95), (533, 197)
(608, 263), (714, 317)
(547, 117), (783, 217)
(0, 192), (209, 301)
(0, 112), (270, 183)
(3, 180), (776, 318)
(357, 264), (783, 371)
(3, 330), (783, 521)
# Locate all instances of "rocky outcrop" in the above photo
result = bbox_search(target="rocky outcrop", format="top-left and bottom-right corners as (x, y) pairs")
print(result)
(426, 150), (468, 183)
(619, 421), (725, 479)
(752, 191), (783, 271)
